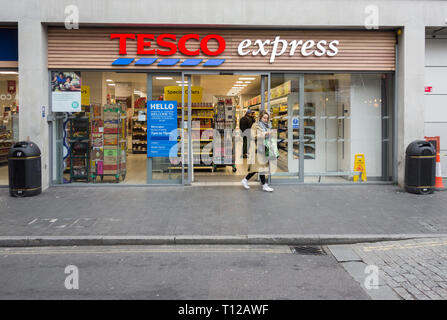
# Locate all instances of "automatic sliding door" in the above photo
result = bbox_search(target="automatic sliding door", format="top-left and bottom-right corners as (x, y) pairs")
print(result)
(269, 73), (303, 182)
(146, 73), (185, 184)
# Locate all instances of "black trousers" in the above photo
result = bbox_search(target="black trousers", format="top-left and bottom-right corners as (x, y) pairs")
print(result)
(242, 136), (251, 156)
(245, 172), (266, 184)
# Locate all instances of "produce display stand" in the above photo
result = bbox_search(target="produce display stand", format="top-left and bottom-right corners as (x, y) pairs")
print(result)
(89, 104), (104, 182)
(0, 128), (12, 165)
(90, 104), (126, 183)
(0, 105), (16, 165)
(69, 115), (90, 182)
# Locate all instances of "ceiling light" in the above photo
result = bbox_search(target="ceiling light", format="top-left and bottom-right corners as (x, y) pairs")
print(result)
(106, 79), (113, 82)
(156, 77), (174, 80)
(236, 81), (243, 84)
(244, 81), (251, 84)
(0, 71), (18, 75)
(176, 80), (189, 83)
(239, 77), (256, 80)
(108, 83), (115, 86)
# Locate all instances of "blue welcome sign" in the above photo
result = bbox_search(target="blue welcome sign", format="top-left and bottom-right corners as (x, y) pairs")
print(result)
(147, 101), (178, 157)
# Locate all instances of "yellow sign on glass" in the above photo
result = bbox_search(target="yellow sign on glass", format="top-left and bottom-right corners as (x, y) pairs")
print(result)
(164, 86), (203, 103)
(81, 85), (90, 106)
(353, 153), (367, 182)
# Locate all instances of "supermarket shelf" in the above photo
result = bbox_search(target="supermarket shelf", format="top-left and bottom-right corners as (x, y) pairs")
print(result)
(178, 106), (214, 110)
(178, 139), (213, 142)
(178, 116), (214, 119)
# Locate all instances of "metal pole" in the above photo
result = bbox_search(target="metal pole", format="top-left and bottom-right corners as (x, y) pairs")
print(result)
(299, 74), (305, 182)
(187, 75), (192, 184)
(181, 73), (185, 185)
(393, 44), (398, 183)
(146, 73), (153, 184)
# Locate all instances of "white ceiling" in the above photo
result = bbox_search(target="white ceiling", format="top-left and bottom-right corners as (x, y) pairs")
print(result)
(101, 72), (262, 99)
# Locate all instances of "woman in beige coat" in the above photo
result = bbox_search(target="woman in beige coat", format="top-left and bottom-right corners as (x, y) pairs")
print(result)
(241, 110), (274, 192)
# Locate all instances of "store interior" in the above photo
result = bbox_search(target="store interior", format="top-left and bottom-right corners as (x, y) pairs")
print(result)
(0, 71), (18, 185)
(58, 71), (389, 185)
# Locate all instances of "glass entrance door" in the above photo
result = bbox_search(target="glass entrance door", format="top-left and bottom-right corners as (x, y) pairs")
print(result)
(269, 73), (304, 183)
(147, 72), (187, 184)
(181, 71), (269, 184)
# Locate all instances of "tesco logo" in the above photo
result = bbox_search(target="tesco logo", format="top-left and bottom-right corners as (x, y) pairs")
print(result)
(111, 33), (226, 56)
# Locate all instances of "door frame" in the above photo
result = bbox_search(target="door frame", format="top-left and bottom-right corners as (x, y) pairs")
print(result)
(268, 72), (305, 184)
(146, 72), (184, 185)
(181, 71), (270, 185)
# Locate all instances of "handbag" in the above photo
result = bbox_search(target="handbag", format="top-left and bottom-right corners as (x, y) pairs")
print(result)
(264, 137), (279, 159)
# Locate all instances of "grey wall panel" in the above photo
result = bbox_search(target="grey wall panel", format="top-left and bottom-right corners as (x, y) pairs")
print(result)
(424, 95), (447, 122)
(425, 67), (447, 94)
(426, 39), (447, 66)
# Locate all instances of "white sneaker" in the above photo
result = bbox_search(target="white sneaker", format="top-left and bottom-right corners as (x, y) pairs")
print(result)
(241, 178), (250, 189)
(262, 184), (274, 192)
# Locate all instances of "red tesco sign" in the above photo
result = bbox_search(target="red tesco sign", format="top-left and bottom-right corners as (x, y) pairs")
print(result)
(425, 86), (433, 93)
(111, 33), (226, 56)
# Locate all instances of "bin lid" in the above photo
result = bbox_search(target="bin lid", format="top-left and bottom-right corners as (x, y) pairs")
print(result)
(406, 140), (435, 156)
(8, 141), (41, 158)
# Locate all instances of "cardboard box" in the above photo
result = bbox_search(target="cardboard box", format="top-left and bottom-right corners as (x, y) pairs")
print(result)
(104, 134), (118, 145)
(103, 170), (118, 175)
(104, 127), (118, 134)
(104, 120), (119, 127)
(104, 147), (118, 157)
(103, 164), (118, 170)
(104, 157), (118, 165)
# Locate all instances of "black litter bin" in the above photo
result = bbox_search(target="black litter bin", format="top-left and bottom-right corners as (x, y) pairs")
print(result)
(405, 140), (436, 194)
(8, 141), (42, 197)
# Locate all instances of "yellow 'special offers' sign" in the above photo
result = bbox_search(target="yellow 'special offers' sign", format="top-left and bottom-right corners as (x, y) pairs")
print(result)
(81, 85), (90, 106)
(164, 86), (203, 103)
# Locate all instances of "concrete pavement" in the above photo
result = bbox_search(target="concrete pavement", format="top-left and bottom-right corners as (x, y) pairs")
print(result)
(0, 184), (447, 246)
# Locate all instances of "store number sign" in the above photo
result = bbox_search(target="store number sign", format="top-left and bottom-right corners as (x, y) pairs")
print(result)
(147, 101), (178, 158)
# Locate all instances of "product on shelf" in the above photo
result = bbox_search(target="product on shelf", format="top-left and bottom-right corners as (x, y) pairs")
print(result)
(69, 115), (90, 182)
(132, 98), (147, 154)
(213, 98), (236, 171)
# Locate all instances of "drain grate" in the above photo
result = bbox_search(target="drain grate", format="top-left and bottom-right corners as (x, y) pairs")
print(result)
(290, 246), (327, 255)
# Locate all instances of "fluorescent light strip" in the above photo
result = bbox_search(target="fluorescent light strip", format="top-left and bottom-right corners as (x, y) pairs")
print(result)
(239, 77), (256, 80)
(156, 77), (173, 80)
(106, 79), (113, 82)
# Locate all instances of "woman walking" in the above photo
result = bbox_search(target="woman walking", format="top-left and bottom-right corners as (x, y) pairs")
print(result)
(241, 110), (275, 192)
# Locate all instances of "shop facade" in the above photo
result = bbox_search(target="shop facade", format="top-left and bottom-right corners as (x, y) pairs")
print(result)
(2, 0), (445, 189)
(0, 27), (19, 185)
(46, 27), (396, 185)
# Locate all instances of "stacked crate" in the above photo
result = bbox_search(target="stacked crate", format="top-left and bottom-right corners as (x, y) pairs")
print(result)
(103, 106), (121, 180)
(90, 104), (104, 180)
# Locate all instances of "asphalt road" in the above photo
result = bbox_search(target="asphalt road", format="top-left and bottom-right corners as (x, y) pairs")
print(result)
(0, 245), (369, 300)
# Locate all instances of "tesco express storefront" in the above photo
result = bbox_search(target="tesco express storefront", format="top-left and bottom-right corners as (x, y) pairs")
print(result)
(48, 27), (396, 186)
